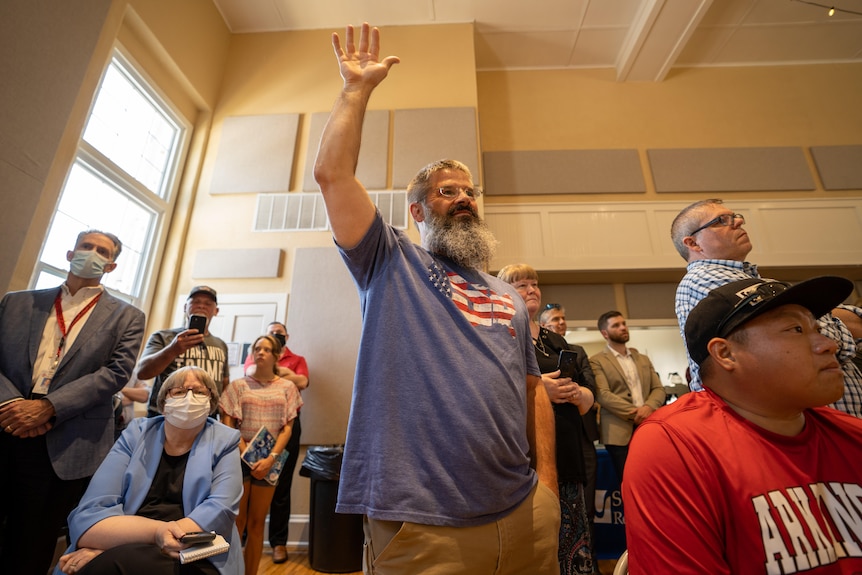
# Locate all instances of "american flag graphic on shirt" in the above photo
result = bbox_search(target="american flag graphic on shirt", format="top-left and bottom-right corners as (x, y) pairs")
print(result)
(448, 272), (517, 337)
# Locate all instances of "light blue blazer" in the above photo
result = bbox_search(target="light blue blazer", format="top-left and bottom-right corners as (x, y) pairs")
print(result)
(55, 417), (244, 574)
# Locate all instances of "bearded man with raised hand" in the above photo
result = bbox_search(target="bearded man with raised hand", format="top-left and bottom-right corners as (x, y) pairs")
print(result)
(313, 22), (560, 575)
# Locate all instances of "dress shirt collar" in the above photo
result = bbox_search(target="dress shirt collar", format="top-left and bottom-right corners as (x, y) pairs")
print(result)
(687, 258), (759, 277)
(608, 345), (631, 360)
(60, 282), (104, 303)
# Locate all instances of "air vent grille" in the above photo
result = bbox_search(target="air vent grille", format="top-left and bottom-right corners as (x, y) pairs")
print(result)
(254, 191), (408, 231)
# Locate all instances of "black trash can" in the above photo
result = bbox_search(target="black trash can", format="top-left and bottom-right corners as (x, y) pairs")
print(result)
(300, 445), (363, 573)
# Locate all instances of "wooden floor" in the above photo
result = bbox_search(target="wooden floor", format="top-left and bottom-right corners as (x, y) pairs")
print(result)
(257, 546), (360, 575)
(256, 546), (618, 575)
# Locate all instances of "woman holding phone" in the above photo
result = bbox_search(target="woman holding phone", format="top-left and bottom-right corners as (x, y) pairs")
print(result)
(498, 263), (597, 575)
(219, 334), (302, 574)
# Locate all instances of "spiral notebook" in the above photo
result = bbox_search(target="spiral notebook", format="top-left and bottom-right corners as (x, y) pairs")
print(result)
(179, 534), (230, 564)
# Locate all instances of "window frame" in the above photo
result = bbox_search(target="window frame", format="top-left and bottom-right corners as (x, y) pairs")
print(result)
(31, 46), (192, 310)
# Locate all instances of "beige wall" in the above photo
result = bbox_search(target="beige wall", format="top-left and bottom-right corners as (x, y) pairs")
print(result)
(125, 0), (231, 110)
(8, 6), (858, 318)
(1, 0), (115, 292)
(170, 24), (479, 326)
(0, 0), (230, 296)
(477, 64), (862, 206)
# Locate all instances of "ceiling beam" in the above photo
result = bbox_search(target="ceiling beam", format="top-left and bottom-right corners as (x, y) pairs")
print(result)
(616, 0), (714, 82)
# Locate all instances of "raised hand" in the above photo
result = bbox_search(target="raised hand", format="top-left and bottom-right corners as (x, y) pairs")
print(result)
(332, 22), (400, 90)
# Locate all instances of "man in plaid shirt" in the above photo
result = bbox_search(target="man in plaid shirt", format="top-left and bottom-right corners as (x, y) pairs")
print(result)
(671, 199), (862, 418)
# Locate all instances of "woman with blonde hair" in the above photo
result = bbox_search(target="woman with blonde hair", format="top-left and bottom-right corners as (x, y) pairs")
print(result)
(498, 263), (597, 575)
(219, 334), (302, 573)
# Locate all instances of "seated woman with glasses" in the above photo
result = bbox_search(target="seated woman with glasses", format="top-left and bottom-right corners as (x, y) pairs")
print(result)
(219, 334), (302, 575)
(498, 263), (597, 575)
(54, 366), (243, 575)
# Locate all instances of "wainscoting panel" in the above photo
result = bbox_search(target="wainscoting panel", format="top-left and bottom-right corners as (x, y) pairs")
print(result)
(751, 204), (862, 266)
(490, 209), (546, 265)
(485, 198), (862, 272)
(546, 209), (656, 259)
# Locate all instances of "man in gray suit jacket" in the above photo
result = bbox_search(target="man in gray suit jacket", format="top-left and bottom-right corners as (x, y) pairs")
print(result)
(0, 230), (145, 575)
(590, 311), (665, 483)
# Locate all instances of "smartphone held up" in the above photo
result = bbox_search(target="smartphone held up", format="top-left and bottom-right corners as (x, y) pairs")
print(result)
(187, 314), (208, 334)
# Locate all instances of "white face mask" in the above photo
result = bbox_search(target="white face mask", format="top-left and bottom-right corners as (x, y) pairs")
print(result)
(70, 249), (110, 279)
(163, 390), (211, 429)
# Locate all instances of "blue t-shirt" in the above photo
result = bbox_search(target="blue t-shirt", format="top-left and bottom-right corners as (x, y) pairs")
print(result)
(336, 212), (540, 527)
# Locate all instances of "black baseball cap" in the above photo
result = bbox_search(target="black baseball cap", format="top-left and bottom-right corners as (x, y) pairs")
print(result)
(685, 276), (853, 367)
(188, 285), (217, 303)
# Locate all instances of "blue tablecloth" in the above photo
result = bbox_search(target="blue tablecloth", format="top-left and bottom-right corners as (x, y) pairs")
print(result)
(594, 446), (626, 559)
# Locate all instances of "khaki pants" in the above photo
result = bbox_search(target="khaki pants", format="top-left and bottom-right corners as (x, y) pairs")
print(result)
(363, 481), (561, 575)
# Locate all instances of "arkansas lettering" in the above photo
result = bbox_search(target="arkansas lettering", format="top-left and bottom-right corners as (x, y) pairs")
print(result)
(753, 481), (862, 574)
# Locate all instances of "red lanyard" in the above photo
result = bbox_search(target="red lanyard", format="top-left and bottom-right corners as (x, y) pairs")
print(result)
(53, 289), (102, 364)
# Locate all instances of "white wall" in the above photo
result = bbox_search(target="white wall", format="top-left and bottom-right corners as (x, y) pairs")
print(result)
(567, 326), (689, 388)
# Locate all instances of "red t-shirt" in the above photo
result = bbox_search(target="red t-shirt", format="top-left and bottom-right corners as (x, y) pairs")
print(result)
(624, 389), (862, 575)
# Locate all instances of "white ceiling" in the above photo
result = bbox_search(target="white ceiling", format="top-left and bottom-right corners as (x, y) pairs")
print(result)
(211, 0), (862, 81)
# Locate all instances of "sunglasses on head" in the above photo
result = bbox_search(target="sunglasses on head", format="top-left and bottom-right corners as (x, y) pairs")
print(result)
(544, 303), (561, 310)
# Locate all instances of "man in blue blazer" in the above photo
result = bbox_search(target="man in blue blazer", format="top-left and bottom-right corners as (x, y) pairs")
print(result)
(0, 230), (145, 575)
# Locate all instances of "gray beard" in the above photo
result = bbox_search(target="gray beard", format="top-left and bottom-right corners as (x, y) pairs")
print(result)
(422, 209), (498, 270)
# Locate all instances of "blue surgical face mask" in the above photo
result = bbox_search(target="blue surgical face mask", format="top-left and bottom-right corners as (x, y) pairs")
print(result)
(70, 249), (110, 279)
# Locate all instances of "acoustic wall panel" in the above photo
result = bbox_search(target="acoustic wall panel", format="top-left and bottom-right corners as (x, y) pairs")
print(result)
(210, 114), (299, 194)
(192, 248), (281, 279)
(483, 150), (645, 195)
(392, 108), (479, 189)
(288, 247), (362, 444)
(302, 110), (390, 191)
(810, 145), (862, 190)
(648, 147), (815, 193)
(624, 283), (678, 320)
(539, 284), (617, 322)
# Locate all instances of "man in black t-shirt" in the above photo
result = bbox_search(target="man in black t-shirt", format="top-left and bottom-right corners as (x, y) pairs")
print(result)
(137, 286), (230, 417)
